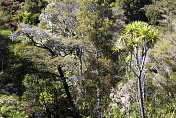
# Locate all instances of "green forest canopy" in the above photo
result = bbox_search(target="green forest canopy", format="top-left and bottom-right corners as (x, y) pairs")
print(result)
(0, 0), (176, 117)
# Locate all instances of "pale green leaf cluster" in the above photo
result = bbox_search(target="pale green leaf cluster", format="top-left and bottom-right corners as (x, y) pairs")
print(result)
(120, 21), (158, 51)
(39, 91), (54, 105)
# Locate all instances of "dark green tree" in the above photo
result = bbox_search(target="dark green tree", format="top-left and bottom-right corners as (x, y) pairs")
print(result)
(115, 0), (152, 22)
(24, 0), (47, 14)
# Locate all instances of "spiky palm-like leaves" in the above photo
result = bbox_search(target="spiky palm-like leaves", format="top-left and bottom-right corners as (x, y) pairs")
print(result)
(115, 21), (158, 118)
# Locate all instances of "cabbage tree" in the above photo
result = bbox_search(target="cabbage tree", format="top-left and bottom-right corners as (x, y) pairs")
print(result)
(115, 21), (158, 118)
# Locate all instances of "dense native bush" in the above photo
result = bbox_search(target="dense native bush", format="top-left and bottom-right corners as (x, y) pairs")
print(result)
(0, 0), (175, 117)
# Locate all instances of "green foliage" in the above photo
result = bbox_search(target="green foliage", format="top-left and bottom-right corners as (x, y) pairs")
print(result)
(146, 32), (176, 115)
(23, 0), (47, 25)
(31, 13), (40, 24)
(12, 0), (47, 25)
(145, 4), (161, 25)
(115, 21), (158, 55)
(0, 95), (27, 117)
(125, 21), (157, 47)
(148, 32), (176, 79)
(116, 0), (141, 20)
(78, 0), (113, 57)
(0, 0), (21, 30)
(115, 0), (151, 22)
(145, 0), (176, 30)
(24, 0), (47, 14)
(0, 0), (175, 117)
(112, 107), (126, 118)
(22, 11), (32, 24)
(0, 4), (11, 30)
(114, 21), (159, 118)
(129, 102), (140, 118)
(14, 11), (41, 25)
(21, 71), (72, 117)
(0, 30), (11, 39)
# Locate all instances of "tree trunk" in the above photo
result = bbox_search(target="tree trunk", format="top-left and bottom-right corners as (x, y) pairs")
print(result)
(138, 71), (145, 118)
(96, 51), (101, 118)
(0, 57), (4, 75)
(58, 66), (81, 118)
(46, 107), (52, 118)
(79, 48), (83, 75)
(54, 91), (59, 118)
(97, 78), (101, 118)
